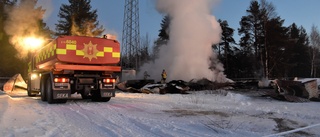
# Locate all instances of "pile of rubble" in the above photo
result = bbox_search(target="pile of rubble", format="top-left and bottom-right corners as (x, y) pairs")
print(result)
(229, 77), (320, 102)
(116, 78), (234, 94)
(262, 79), (320, 102)
(116, 77), (320, 102)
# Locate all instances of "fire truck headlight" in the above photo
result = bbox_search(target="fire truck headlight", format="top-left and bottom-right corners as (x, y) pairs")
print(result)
(30, 73), (38, 80)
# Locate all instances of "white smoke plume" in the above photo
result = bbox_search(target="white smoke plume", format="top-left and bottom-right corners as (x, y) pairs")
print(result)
(138, 0), (227, 82)
(4, 0), (45, 59)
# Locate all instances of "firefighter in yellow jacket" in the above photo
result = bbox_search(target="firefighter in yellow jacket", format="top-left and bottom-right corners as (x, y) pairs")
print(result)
(161, 69), (167, 83)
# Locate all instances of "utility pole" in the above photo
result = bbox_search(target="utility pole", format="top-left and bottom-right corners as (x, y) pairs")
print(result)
(121, 0), (141, 71)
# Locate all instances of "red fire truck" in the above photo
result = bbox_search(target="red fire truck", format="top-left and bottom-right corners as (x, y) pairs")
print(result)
(27, 35), (121, 104)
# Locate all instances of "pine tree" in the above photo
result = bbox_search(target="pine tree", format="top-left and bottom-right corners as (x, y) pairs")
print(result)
(239, 0), (294, 78)
(55, 0), (104, 37)
(217, 19), (236, 77)
(287, 24), (310, 77)
(152, 15), (170, 61)
(264, 17), (290, 77)
(238, 0), (265, 78)
(158, 15), (170, 41)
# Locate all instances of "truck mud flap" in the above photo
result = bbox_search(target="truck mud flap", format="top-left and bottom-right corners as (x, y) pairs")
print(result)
(100, 90), (115, 97)
(53, 90), (71, 99)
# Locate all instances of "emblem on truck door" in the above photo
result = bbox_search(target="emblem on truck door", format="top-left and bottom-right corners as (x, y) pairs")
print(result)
(82, 41), (99, 61)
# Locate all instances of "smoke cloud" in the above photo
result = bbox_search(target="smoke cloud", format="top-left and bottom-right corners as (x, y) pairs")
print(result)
(138, 0), (227, 82)
(4, 0), (45, 59)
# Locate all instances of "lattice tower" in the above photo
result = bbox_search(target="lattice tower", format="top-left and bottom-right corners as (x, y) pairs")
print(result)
(121, 0), (141, 70)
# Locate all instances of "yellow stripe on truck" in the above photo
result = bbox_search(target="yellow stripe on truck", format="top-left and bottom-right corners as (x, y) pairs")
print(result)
(103, 47), (120, 58)
(56, 49), (67, 55)
(36, 44), (58, 63)
(104, 47), (112, 52)
(47, 48), (50, 58)
(96, 52), (104, 57)
(53, 44), (120, 58)
(66, 44), (77, 50)
(76, 50), (84, 56)
(112, 52), (120, 58)
(35, 42), (122, 63)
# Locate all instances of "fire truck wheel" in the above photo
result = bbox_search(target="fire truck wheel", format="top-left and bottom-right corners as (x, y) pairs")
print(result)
(56, 99), (67, 103)
(91, 91), (101, 102)
(40, 78), (47, 101)
(46, 77), (55, 104)
(27, 79), (36, 97)
(27, 88), (36, 97)
(92, 96), (111, 102)
(100, 97), (111, 102)
(91, 90), (111, 102)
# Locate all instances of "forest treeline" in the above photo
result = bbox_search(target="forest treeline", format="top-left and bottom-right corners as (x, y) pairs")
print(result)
(0, 0), (319, 80)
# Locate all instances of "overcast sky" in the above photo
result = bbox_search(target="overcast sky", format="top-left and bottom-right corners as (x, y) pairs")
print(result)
(38, 0), (320, 42)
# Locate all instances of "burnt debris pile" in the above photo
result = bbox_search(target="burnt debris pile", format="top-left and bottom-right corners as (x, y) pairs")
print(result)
(116, 78), (233, 94)
(188, 78), (233, 91)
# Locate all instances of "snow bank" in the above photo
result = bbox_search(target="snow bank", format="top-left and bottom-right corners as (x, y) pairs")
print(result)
(1, 90), (320, 136)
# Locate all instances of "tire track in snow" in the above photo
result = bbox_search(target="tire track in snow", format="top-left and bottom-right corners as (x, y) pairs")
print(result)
(45, 100), (157, 136)
(65, 99), (182, 137)
(45, 101), (119, 137)
(82, 101), (160, 136)
(0, 95), (9, 125)
(126, 116), (184, 137)
(106, 97), (215, 137)
(0, 95), (52, 137)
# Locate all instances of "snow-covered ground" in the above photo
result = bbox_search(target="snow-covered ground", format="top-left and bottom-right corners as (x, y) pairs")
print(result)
(1, 89), (320, 137)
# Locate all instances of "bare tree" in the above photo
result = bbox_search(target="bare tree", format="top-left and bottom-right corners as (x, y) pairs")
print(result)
(309, 25), (320, 77)
(260, 0), (276, 19)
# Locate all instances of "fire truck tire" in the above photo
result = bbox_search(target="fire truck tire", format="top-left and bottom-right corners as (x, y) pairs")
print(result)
(27, 88), (36, 97)
(92, 96), (111, 102)
(57, 99), (67, 103)
(40, 78), (47, 101)
(91, 93), (100, 102)
(100, 97), (111, 102)
(46, 77), (67, 104)
(91, 90), (111, 102)
(46, 77), (55, 104)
